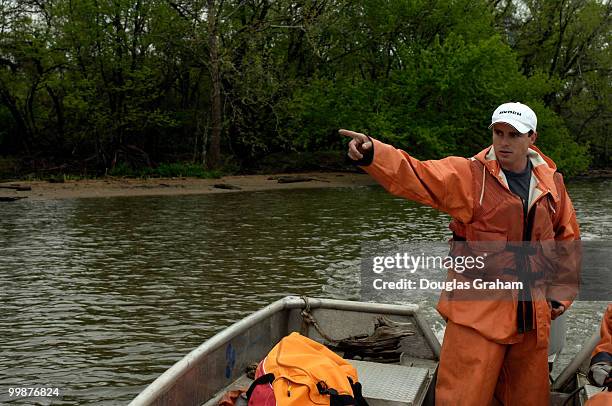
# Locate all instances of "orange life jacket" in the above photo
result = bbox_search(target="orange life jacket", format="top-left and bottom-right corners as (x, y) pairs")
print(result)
(247, 332), (367, 406)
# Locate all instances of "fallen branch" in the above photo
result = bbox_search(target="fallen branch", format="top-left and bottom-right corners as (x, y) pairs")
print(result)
(213, 183), (241, 190)
(0, 185), (32, 191)
(0, 196), (27, 202)
(275, 176), (315, 184)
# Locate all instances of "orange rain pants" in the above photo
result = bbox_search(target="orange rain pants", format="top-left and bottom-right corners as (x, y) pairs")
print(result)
(435, 320), (550, 406)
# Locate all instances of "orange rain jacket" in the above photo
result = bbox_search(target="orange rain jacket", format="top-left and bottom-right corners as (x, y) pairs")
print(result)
(359, 139), (581, 347)
(585, 303), (612, 405)
(591, 303), (612, 368)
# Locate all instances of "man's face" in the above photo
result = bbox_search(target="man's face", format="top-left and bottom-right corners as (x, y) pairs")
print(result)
(492, 122), (537, 172)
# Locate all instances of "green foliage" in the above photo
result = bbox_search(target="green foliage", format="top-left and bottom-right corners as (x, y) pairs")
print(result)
(108, 163), (140, 177)
(155, 163), (220, 178)
(283, 78), (394, 151)
(495, 0), (611, 169)
(0, 0), (607, 177)
(0, 157), (17, 179)
(108, 162), (221, 179)
(282, 32), (591, 171)
(528, 102), (591, 176)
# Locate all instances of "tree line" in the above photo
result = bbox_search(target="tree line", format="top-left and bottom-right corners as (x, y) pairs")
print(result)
(0, 0), (609, 176)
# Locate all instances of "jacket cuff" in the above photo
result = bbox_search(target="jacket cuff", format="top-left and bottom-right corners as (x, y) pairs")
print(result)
(591, 351), (612, 366)
(547, 299), (572, 312)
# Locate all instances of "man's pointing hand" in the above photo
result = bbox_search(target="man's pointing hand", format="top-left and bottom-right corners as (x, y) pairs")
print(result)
(339, 129), (372, 161)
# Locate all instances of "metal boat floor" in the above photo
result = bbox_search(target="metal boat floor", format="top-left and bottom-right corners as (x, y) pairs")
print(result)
(349, 360), (431, 406)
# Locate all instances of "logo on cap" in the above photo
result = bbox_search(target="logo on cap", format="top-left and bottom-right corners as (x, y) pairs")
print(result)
(490, 102), (537, 133)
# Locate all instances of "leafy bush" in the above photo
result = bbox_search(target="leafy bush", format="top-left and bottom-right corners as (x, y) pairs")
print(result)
(280, 33), (590, 173)
(155, 163), (219, 178)
(108, 162), (221, 179)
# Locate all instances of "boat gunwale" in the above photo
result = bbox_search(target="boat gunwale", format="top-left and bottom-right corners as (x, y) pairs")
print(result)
(128, 296), (433, 406)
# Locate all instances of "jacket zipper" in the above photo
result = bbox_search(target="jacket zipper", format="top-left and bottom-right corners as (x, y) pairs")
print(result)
(518, 187), (552, 333)
(489, 165), (553, 333)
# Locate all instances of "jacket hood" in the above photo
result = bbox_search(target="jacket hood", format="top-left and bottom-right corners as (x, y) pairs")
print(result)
(473, 144), (561, 203)
(473, 144), (557, 172)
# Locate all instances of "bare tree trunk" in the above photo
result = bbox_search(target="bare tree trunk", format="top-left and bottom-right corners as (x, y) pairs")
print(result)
(207, 0), (222, 169)
(0, 81), (32, 154)
(46, 85), (65, 142)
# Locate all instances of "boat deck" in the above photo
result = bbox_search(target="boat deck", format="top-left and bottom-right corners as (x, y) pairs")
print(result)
(202, 350), (438, 406)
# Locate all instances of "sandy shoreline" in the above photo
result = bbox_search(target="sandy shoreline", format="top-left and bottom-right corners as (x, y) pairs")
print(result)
(0, 172), (377, 200)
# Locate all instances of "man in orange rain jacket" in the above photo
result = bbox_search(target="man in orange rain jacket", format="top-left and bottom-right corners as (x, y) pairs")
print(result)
(585, 303), (612, 405)
(340, 102), (581, 405)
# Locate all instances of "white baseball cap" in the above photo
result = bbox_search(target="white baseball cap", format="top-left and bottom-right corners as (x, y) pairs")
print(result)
(489, 102), (537, 134)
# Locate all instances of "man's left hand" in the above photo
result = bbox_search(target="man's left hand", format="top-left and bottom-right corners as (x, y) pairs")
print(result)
(588, 362), (612, 387)
(549, 301), (566, 320)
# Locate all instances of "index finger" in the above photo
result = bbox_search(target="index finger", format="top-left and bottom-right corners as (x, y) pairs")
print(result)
(338, 129), (366, 140)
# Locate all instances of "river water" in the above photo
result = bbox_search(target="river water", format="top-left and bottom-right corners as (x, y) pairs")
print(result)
(0, 179), (610, 405)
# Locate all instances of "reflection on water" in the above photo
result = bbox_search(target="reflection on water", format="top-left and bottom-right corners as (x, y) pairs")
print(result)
(0, 179), (610, 405)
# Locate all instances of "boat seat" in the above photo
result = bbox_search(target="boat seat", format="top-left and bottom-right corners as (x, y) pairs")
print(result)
(349, 359), (432, 406)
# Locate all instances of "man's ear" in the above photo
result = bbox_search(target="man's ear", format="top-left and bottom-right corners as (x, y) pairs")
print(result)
(530, 131), (538, 145)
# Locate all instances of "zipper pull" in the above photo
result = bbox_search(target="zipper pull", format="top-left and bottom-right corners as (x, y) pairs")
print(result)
(287, 383), (291, 397)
